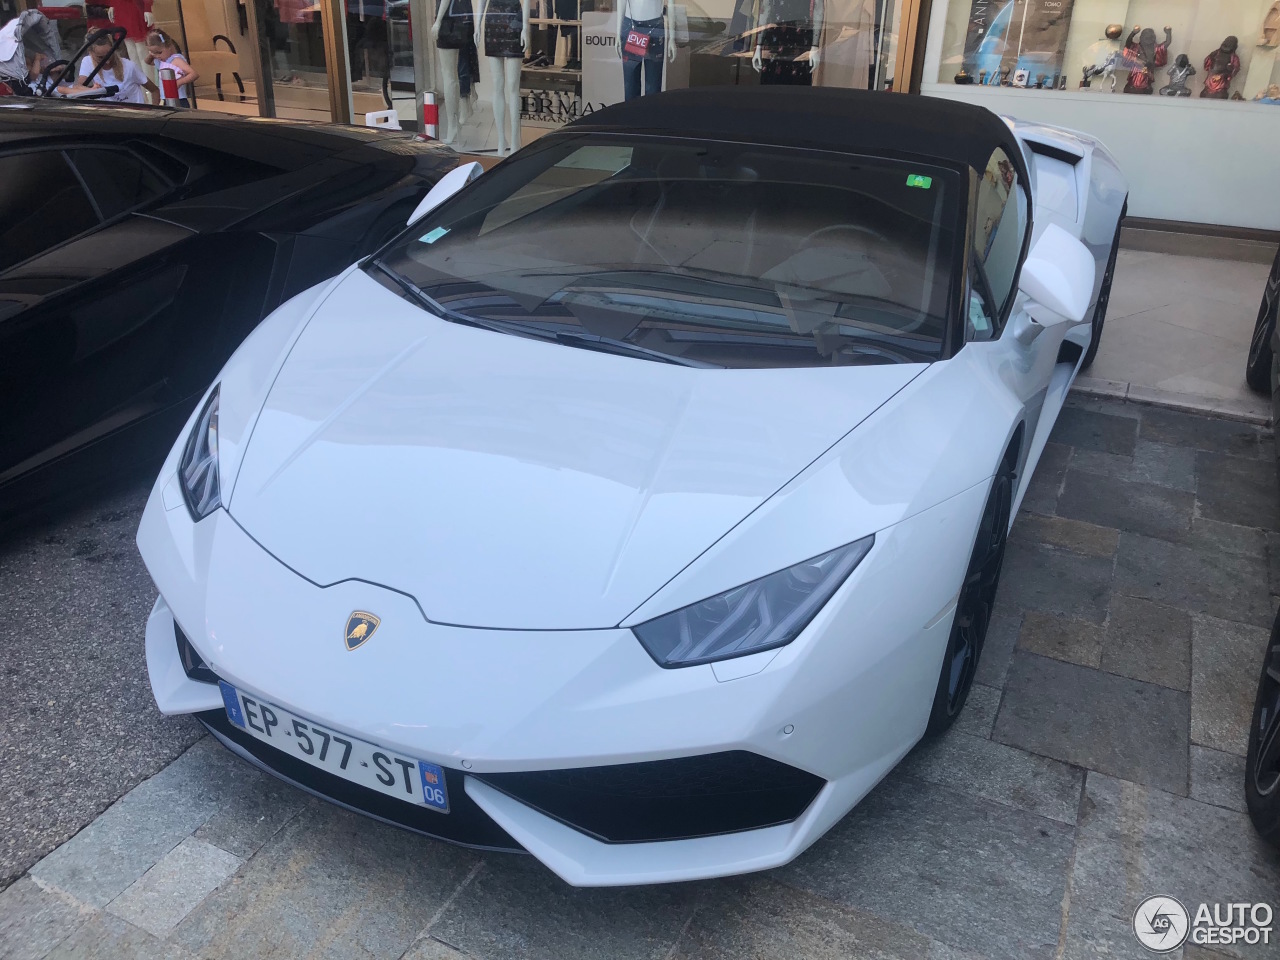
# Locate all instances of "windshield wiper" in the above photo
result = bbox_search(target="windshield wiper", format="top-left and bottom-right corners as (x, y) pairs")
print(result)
(373, 261), (714, 368)
(372, 260), (559, 343)
(554, 331), (717, 368)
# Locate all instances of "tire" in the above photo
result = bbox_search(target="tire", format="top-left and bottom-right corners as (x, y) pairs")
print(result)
(1080, 206), (1125, 370)
(925, 447), (1016, 735)
(1245, 611), (1280, 847)
(1245, 252), (1280, 394)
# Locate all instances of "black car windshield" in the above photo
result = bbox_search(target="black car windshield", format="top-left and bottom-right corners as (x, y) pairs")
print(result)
(373, 134), (962, 368)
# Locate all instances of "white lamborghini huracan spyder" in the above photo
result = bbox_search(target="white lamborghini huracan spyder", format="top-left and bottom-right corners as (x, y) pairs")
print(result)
(137, 87), (1127, 886)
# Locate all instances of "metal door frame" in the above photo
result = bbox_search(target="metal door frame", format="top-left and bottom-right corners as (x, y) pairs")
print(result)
(243, 0), (354, 123)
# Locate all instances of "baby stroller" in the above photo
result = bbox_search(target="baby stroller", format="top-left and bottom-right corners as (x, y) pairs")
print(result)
(0, 10), (125, 98)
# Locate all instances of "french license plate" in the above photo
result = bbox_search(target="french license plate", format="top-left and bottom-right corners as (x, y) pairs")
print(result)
(218, 681), (449, 813)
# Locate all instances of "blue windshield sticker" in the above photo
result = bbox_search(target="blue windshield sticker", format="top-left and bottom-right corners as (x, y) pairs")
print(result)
(422, 227), (450, 244)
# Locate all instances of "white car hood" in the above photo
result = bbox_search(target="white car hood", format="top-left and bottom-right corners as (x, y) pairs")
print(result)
(228, 270), (924, 629)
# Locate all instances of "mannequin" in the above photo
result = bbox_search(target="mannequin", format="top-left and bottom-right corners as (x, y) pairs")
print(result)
(616, 0), (674, 100)
(752, 0), (824, 85)
(433, 0), (476, 143)
(107, 0), (153, 72)
(477, 0), (529, 154)
(1200, 36), (1240, 99)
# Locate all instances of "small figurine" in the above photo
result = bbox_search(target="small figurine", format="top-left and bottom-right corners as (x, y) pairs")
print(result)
(1158, 53), (1195, 96)
(1201, 36), (1240, 98)
(1122, 25), (1170, 94)
(1081, 24), (1123, 89)
(1255, 83), (1280, 104)
(1261, 3), (1279, 48)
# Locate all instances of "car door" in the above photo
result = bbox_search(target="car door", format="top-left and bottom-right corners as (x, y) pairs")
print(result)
(964, 147), (1062, 488)
(0, 144), (198, 486)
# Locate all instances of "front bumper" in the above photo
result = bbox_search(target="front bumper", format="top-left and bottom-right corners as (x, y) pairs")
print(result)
(138, 465), (985, 885)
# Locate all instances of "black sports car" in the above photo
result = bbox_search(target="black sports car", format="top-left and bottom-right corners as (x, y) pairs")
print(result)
(0, 99), (457, 522)
(1249, 241), (1280, 847)
(1245, 243), (1280, 395)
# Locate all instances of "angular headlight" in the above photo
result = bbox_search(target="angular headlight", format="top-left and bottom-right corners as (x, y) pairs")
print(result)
(633, 536), (875, 668)
(179, 386), (220, 521)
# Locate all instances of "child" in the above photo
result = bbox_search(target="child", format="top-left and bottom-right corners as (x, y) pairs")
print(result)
(145, 29), (198, 106)
(79, 33), (157, 104)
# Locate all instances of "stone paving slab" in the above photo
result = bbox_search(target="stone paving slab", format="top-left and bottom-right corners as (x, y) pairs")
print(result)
(1115, 533), (1274, 628)
(1065, 773), (1280, 960)
(1102, 595), (1192, 691)
(778, 775), (1077, 960)
(0, 877), (91, 960)
(896, 729), (1084, 825)
(106, 838), (242, 938)
(994, 652), (1191, 796)
(5, 396), (1279, 960)
(1190, 615), (1271, 757)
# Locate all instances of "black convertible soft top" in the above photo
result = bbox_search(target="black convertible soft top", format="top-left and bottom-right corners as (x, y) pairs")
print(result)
(573, 87), (1028, 185)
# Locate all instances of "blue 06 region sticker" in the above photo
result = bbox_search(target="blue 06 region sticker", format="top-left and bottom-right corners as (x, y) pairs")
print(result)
(418, 760), (450, 812)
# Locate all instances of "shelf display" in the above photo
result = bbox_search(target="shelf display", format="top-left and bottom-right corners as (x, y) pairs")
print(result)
(932, 0), (1280, 103)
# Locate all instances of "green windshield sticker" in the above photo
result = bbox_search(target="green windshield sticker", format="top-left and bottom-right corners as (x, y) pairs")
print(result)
(422, 227), (450, 244)
(905, 174), (933, 189)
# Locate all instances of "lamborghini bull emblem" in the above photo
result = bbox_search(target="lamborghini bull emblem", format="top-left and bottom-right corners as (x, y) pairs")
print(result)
(344, 611), (381, 651)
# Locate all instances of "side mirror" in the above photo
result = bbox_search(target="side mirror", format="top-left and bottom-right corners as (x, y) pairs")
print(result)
(407, 161), (483, 227)
(1014, 223), (1096, 345)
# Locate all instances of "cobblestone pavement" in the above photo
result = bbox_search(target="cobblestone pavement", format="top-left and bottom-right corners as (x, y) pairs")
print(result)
(3, 396), (1280, 960)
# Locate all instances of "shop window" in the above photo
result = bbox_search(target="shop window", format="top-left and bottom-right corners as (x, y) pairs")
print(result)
(973, 146), (1025, 324)
(431, 0), (915, 157)
(0, 152), (99, 272)
(930, 0), (1279, 100)
(68, 149), (169, 222)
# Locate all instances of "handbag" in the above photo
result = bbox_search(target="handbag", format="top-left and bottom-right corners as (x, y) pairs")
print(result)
(624, 29), (650, 58)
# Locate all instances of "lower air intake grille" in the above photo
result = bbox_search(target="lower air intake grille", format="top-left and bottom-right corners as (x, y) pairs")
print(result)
(475, 751), (825, 844)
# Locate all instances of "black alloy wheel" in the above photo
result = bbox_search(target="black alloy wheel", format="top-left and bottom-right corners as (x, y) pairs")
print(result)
(1080, 206), (1125, 370)
(1245, 610), (1280, 846)
(926, 449), (1016, 735)
(1245, 250), (1280, 394)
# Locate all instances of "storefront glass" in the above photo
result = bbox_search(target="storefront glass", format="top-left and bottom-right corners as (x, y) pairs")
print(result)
(432, 0), (920, 156)
(918, 1), (1280, 228)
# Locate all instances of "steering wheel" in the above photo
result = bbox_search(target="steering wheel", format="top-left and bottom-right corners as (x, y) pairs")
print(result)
(799, 223), (888, 248)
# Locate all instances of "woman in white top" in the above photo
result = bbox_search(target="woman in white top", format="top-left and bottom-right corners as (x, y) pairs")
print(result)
(78, 33), (158, 103)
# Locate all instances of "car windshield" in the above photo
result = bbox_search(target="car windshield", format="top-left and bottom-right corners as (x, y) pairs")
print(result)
(373, 134), (963, 368)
